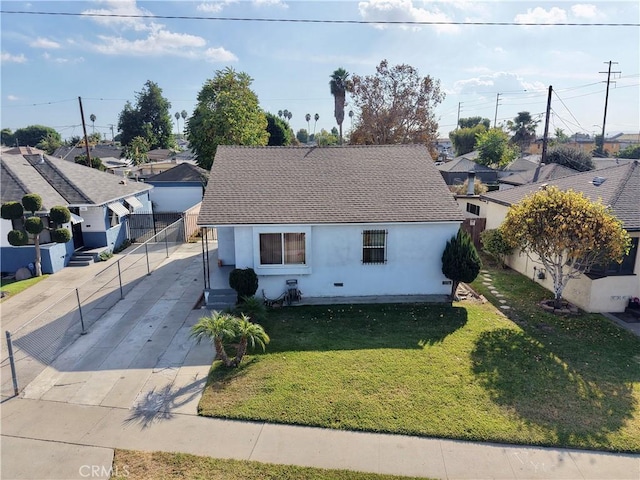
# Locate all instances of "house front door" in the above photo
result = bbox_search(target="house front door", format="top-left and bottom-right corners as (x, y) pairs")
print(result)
(72, 221), (84, 250)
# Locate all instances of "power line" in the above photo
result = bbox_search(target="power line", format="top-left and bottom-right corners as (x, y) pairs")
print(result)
(1, 10), (638, 26)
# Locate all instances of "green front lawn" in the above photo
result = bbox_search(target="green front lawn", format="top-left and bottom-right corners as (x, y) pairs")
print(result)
(0, 275), (48, 301)
(198, 267), (640, 453)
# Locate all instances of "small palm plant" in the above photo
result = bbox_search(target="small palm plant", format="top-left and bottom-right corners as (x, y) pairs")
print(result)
(190, 311), (270, 368)
(232, 314), (270, 367)
(190, 311), (236, 367)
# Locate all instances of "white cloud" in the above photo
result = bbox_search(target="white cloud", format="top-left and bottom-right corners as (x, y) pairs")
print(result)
(197, 1), (238, 13)
(93, 28), (207, 56)
(7, 95), (19, 101)
(202, 47), (238, 62)
(1, 52), (27, 63)
(571, 4), (599, 19)
(81, 0), (155, 32)
(449, 72), (546, 96)
(253, 0), (288, 8)
(514, 7), (567, 25)
(29, 37), (61, 49)
(358, 0), (459, 33)
(42, 52), (85, 64)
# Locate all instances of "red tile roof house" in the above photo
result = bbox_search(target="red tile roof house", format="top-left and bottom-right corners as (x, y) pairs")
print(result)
(197, 145), (465, 305)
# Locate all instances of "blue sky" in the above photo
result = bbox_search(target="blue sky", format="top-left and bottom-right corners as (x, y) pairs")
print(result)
(1, 0), (638, 143)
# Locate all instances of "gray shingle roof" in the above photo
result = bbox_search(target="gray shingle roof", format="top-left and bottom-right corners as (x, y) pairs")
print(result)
(1, 153), (151, 208)
(482, 161), (640, 231)
(500, 163), (577, 186)
(198, 145), (464, 226)
(437, 157), (497, 173)
(146, 162), (208, 183)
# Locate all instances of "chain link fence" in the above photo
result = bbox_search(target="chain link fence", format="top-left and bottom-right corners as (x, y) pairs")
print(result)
(1, 219), (187, 397)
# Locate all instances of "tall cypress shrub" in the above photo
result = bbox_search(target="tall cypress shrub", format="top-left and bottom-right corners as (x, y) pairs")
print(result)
(441, 229), (482, 300)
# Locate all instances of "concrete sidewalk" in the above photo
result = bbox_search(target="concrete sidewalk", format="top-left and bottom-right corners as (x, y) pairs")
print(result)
(1, 242), (639, 479)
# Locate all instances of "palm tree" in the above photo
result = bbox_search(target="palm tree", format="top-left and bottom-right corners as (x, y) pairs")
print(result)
(287, 111), (292, 122)
(313, 113), (319, 136)
(190, 312), (236, 367)
(305, 113), (311, 135)
(180, 110), (188, 135)
(278, 110), (283, 119)
(283, 109), (289, 121)
(329, 68), (349, 144)
(89, 114), (96, 134)
(174, 112), (180, 136)
(349, 110), (354, 130)
(232, 314), (270, 367)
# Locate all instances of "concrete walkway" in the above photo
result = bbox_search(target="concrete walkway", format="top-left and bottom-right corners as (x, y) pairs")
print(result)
(1, 243), (639, 479)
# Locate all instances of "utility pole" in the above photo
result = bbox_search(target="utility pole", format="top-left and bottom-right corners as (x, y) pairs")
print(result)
(456, 102), (462, 130)
(78, 96), (92, 168)
(598, 60), (620, 156)
(108, 124), (115, 142)
(493, 93), (501, 128)
(533, 86), (553, 183)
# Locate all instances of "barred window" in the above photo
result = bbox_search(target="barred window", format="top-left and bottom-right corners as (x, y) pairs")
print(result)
(362, 229), (387, 264)
(466, 203), (480, 216)
(260, 233), (306, 265)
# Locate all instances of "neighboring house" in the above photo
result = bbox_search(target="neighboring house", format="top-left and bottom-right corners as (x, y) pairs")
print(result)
(1, 149), (152, 274)
(499, 163), (577, 190)
(528, 132), (640, 157)
(198, 145), (464, 301)
(53, 144), (123, 161)
(437, 154), (499, 187)
(146, 163), (208, 213)
(503, 154), (540, 172)
(130, 159), (197, 181)
(460, 161), (640, 313)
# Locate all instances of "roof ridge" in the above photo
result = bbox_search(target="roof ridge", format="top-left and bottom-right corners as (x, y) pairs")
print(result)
(27, 154), (90, 203)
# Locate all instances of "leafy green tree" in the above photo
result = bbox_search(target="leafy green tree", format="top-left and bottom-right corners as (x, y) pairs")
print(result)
(187, 67), (268, 170)
(117, 80), (174, 150)
(501, 186), (631, 309)
(545, 145), (594, 172)
(330, 68), (350, 144)
(617, 144), (640, 159)
(458, 117), (490, 129)
(350, 60), (444, 151)
(75, 155), (106, 171)
(507, 111), (539, 152)
(1, 194), (71, 276)
(296, 128), (309, 144)
(315, 128), (339, 146)
(266, 113), (293, 146)
(476, 128), (518, 168)
(480, 228), (513, 268)
(449, 123), (487, 156)
(1, 128), (15, 146)
(12, 125), (61, 149)
(122, 136), (150, 165)
(552, 128), (570, 145)
(36, 132), (62, 154)
(441, 229), (482, 300)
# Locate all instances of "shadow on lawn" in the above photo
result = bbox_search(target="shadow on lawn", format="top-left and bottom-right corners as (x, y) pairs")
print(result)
(471, 327), (638, 449)
(261, 303), (468, 352)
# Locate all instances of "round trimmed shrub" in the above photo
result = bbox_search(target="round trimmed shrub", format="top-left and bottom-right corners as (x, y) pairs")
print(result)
(51, 227), (72, 244)
(7, 229), (28, 246)
(229, 268), (259, 303)
(24, 216), (44, 235)
(1, 201), (24, 220)
(22, 194), (43, 214)
(49, 206), (71, 225)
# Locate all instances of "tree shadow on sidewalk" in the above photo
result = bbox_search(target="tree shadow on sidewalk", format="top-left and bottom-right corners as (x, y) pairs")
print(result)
(123, 376), (207, 429)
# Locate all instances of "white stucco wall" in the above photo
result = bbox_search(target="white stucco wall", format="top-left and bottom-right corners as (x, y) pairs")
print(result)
(228, 222), (460, 299)
(1, 219), (12, 247)
(76, 206), (105, 232)
(149, 186), (202, 213)
(217, 226), (235, 265)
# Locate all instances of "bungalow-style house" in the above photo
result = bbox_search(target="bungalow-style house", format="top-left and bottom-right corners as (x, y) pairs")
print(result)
(437, 153), (499, 187)
(198, 145), (464, 302)
(459, 161), (640, 313)
(146, 163), (208, 213)
(1, 149), (152, 274)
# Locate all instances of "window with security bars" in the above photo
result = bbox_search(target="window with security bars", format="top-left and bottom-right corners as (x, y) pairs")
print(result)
(260, 233), (306, 265)
(362, 229), (387, 264)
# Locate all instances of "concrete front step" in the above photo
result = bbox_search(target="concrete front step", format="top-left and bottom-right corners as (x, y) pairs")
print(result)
(204, 288), (236, 309)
